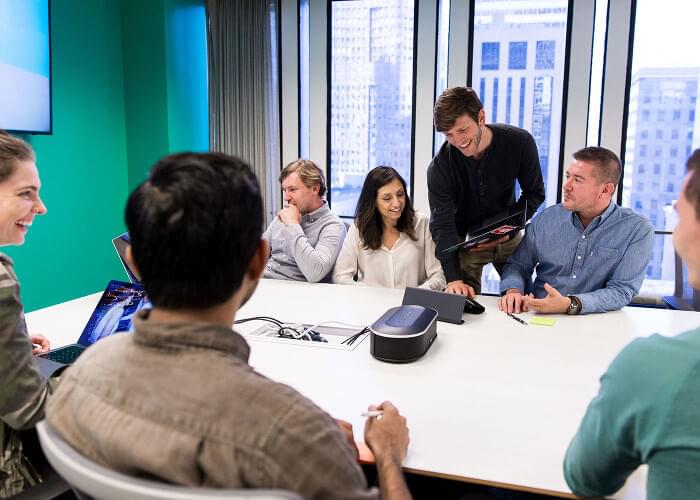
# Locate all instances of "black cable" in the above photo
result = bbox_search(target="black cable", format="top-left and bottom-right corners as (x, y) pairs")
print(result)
(235, 316), (327, 342)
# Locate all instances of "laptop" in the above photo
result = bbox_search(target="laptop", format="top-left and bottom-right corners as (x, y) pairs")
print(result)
(37, 280), (149, 375)
(112, 232), (140, 283)
(443, 201), (528, 254)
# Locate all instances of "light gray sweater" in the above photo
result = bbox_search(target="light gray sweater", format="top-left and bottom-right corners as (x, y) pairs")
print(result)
(262, 202), (346, 283)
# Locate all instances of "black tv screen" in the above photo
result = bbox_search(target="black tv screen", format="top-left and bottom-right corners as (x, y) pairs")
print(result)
(0, 0), (52, 134)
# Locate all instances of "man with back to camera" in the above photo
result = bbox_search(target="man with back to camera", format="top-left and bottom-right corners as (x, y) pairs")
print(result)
(46, 153), (411, 500)
(428, 86), (545, 297)
(563, 150), (700, 498)
(263, 158), (346, 283)
(498, 146), (654, 315)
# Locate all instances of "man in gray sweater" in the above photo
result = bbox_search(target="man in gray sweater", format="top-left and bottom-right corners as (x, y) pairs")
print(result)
(263, 159), (346, 282)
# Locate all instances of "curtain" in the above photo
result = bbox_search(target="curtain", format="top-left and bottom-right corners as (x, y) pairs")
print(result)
(206, 0), (281, 225)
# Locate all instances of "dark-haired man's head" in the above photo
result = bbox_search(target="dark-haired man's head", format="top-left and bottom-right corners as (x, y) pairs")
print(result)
(673, 149), (700, 289)
(562, 147), (621, 220)
(433, 87), (486, 158)
(125, 152), (267, 310)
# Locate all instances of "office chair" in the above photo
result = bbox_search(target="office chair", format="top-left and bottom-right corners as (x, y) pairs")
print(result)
(662, 250), (700, 311)
(36, 421), (302, 500)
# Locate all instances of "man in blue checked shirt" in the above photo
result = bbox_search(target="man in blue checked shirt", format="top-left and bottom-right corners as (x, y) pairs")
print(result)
(498, 146), (654, 315)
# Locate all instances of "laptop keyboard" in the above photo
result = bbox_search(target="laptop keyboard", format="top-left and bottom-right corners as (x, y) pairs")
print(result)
(41, 345), (86, 364)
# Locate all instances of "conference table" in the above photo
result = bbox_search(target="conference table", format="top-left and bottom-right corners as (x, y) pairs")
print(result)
(26, 279), (700, 498)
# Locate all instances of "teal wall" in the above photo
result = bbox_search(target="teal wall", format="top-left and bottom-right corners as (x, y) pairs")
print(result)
(6, 0), (208, 312)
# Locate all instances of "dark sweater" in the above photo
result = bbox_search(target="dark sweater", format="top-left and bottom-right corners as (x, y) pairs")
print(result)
(427, 124), (545, 282)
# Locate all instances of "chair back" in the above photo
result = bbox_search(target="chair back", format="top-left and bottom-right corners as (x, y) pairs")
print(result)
(36, 421), (302, 500)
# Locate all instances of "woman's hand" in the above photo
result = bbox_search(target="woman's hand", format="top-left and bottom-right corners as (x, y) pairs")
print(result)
(30, 334), (50, 355)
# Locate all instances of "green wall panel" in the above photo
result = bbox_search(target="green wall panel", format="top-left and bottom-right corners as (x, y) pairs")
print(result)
(5, 0), (208, 313)
(8, 0), (130, 312)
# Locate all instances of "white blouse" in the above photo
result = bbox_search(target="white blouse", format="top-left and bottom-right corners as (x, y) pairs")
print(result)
(332, 212), (446, 290)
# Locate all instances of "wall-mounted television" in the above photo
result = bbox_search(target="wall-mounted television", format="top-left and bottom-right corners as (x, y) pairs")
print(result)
(0, 0), (52, 134)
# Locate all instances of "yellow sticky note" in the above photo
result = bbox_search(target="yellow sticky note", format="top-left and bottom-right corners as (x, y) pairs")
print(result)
(530, 316), (556, 327)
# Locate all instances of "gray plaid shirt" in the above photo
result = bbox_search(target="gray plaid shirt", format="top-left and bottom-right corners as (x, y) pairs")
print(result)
(47, 311), (378, 500)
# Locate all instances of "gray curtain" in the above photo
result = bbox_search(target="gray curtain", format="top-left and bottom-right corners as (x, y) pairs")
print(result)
(206, 0), (281, 225)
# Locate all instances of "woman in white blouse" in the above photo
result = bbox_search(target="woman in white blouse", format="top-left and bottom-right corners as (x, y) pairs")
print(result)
(333, 166), (446, 290)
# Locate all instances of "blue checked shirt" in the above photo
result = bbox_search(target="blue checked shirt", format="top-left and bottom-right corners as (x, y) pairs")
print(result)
(500, 202), (654, 314)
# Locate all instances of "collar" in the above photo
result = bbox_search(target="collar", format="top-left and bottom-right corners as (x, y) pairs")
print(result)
(302, 200), (329, 223)
(570, 201), (617, 231)
(132, 309), (251, 363)
(0, 252), (13, 267)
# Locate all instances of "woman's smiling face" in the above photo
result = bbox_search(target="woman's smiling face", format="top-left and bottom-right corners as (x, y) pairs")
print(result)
(0, 160), (47, 246)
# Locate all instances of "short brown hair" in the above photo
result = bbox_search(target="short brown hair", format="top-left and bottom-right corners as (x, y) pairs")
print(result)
(0, 130), (35, 183)
(685, 149), (700, 220)
(279, 159), (327, 197)
(433, 87), (483, 132)
(572, 147), (621, 186)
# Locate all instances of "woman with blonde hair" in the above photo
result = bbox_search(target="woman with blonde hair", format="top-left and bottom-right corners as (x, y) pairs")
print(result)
(0, 131), (50, 496)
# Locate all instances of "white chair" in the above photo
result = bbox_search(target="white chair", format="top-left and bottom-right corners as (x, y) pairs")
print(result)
(36, 421), (302, 500)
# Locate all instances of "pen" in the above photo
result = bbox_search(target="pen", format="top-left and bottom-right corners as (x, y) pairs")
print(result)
(361, 410), (383, 417)
(507, 313), (528, 326)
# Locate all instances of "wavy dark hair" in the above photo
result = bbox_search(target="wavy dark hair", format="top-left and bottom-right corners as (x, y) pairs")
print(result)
(354, 166), (416, 250)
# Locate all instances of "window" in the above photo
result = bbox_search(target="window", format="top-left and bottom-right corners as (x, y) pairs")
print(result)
(653, 163), (661, 174)
(535, 40), (555, 69)
(472, 0), (569, 293)
(481, 42), (500, 70)
(508, 41), (527, 70)
(655, 129), (663, 140)
(329, 0), (416, 217)
(433, 0), (450, 155)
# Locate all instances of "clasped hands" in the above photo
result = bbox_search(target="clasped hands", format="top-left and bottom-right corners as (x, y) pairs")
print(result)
(498, 283), (572, 314)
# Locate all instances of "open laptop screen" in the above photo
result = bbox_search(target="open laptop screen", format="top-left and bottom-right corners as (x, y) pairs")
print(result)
(77, 280), (149, 347)
(112, 232), (140, 283)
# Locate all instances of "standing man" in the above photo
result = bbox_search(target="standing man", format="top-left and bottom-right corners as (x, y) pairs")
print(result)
(263, 159), (346, 283)
(563, 151), (700, 498)
(428, 86), (545, 297)
(499, 147), (654, 315)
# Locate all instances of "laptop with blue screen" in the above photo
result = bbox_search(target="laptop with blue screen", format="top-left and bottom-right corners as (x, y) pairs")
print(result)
(37, 280), (149, 375)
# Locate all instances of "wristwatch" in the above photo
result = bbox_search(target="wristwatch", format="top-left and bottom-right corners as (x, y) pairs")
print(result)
(567, 295), (582, 315)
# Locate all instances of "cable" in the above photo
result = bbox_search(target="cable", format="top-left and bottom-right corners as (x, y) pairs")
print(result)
(341, 327), (370, 346)
(234, 316), (318, 342)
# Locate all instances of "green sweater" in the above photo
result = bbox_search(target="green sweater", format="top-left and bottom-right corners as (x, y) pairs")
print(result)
(564, 327), (700, 499)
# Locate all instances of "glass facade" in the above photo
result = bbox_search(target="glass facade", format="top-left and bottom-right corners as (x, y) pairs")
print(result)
(471, 0), (569, 293)
(620, 0), (700, 296)
(329, 0), (415, 218)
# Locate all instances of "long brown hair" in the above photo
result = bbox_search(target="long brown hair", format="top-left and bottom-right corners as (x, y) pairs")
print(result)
(354, 166), (416, 250)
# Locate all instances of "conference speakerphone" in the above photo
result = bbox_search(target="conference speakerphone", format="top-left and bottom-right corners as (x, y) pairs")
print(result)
(370, 305), (437, 363)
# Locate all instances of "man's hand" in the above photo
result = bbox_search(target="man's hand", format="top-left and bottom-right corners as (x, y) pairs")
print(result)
(445, 280), (476, 298)
(335, 419), (359, 460)
(522, 283), (571, 314)
(30, 334), (50, 355)
(469, 235), (509, 253)
(277, 205), (301, 225)
(364, 401), (409, 465)
(498, 288), (530, 314)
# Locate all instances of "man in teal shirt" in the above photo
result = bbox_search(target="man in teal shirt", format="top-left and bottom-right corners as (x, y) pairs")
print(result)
(563, 150), (700, 498)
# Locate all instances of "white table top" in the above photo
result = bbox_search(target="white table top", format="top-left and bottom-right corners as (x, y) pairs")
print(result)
(26, 279), (700, 498)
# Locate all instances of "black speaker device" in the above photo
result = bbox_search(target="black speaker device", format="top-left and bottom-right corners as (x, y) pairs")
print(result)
(369, 305), (438, 363)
